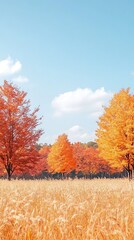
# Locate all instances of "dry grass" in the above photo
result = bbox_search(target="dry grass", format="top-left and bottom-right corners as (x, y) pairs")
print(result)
(0, 179), (134, 240)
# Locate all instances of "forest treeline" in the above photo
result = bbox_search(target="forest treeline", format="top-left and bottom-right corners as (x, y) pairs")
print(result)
(0, 81), (133, 180)
(0, 140), (127, 180)
(34, 139), (127, 180)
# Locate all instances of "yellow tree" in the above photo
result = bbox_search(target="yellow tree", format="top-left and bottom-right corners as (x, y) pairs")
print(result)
(96, 88), (134, 180)
(47, 134), (76, 176)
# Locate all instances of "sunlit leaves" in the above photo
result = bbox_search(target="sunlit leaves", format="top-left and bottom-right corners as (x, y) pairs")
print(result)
(47, 134), (76, 173)
(96, 88), (134, 173)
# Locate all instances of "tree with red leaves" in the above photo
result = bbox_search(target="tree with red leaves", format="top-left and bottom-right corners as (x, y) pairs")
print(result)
(73, 143), (115, 177)
(38, 145), (50, 173)
(0, 81), (43, 180)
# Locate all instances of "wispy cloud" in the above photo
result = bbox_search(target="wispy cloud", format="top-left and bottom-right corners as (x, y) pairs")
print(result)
(0, 57), (21, 76)
(66, 125), (95, 143)
(52, 87), (113, 117)
(0, 56), (29, 84)
(12, 75), (29, 83)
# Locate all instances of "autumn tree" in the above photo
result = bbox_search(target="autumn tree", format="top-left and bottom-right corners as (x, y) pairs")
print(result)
(84, 147), (102, 175)
(0, 80), (43, 180)
(73, 143), (110, 177)
(73, 142), (85, 175)
(47, 134), (76, 176)
(38, 145), (50, 173)
(96, 88), (134, 180)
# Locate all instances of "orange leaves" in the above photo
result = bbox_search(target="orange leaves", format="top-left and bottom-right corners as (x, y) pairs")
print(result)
(1, 81), (132, 179)
(0, 81), (43, 179)
(96, 88), (134, 172)
(39, 145), (50, 157)
(73, 143), (112, 174)
(38, 145), (50, 172)
(47, 134), (76, 173)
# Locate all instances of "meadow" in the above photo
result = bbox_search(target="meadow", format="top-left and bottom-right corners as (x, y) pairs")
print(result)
(0, 179), (134, 240)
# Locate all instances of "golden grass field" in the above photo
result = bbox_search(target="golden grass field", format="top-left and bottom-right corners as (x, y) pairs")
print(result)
(0, 179), (134, 240)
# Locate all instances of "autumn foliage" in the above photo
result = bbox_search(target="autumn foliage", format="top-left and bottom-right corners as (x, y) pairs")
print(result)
(38, 145), (50, 173)
(96, 88), (134, 179)
(73, 143), (114, 177)
(0, 81), (132, 180)
(0, 81), (43, 180)
(47, 134), (76, 174)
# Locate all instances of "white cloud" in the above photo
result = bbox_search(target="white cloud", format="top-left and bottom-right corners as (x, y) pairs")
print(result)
(52, 87), (113, 117)
(12, 75), (29, 83)
(66, 125), (95, 143)
(0, 57), (22, 76)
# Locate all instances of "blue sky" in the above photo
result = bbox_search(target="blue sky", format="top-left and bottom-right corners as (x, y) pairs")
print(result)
(0, 0), (134, 144)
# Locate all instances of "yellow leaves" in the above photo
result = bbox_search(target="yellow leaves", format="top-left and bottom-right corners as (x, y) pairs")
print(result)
(47, 134), (76, 173)
(96, 88), (134, 170)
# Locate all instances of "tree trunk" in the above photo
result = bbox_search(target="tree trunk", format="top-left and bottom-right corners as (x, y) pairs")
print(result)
(7, 171), (11, 181)
(62, 172), (65, 180)
(6, 162), (13, 181)
(128, 170), (132, 181)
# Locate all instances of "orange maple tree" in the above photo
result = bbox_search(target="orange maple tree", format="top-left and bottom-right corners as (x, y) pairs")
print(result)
(0, 80), (43, 180)
(96, 88), (134, 180)
(47, 134), (76, 174)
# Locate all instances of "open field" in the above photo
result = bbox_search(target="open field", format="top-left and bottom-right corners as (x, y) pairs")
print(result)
(0, 179), (134, 240)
